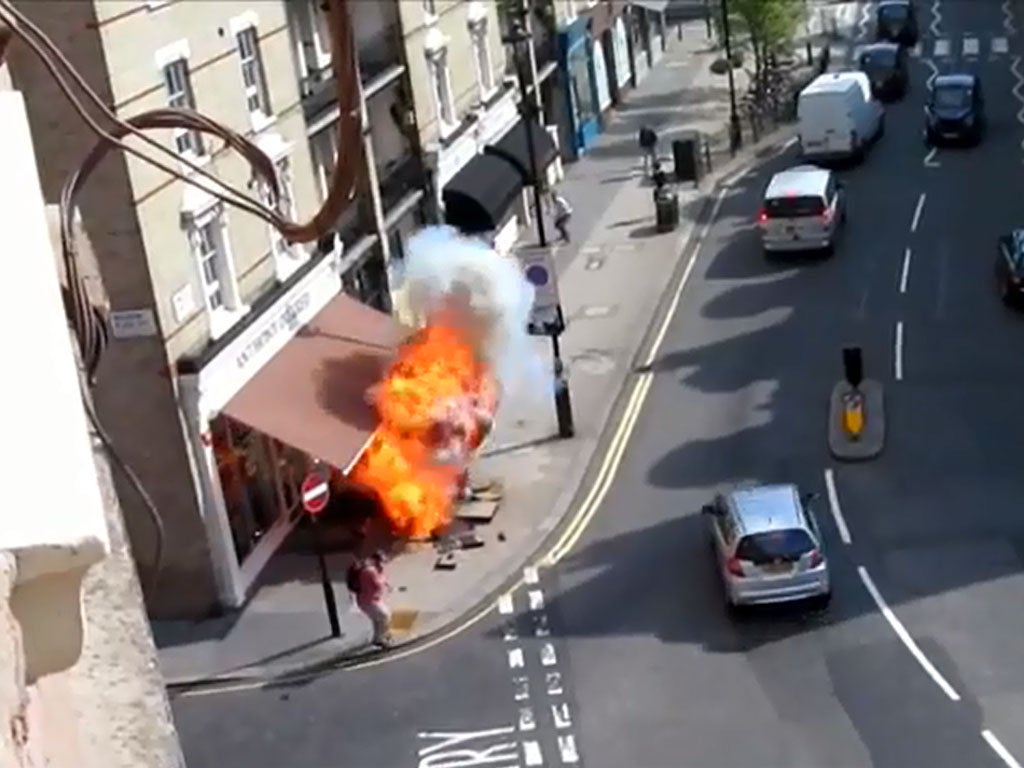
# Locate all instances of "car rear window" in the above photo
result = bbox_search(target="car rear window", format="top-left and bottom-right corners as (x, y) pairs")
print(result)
(861, 49), (897, 68)
(878, 4), (909, 20)
(932, 86), (971, 109)
(764, 196), (825, 218)
(736, 529), (815, 563)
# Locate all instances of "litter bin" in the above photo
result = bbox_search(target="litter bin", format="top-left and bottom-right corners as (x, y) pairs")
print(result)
(654, 188), (679, 233)
(672, 134), (701, 183)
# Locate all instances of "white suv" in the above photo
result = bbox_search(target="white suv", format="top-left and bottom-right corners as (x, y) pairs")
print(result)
(757, 165), (846, 256)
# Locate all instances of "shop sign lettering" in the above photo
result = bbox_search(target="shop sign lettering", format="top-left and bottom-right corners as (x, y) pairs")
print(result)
(417, 726), (520, 768)
(234, 291), (311, 370)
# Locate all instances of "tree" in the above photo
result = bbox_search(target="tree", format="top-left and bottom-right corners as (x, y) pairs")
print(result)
(714, 0), (806, 83)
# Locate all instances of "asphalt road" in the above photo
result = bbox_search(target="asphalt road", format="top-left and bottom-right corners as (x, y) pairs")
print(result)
(170, 2), (1024, 767)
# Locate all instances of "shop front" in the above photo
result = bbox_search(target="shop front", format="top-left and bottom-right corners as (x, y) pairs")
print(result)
(628, 0), (669, 79)
(558, 16), (601, 154)
(176, 249), (405, 607)
(610, 7), (633, 98)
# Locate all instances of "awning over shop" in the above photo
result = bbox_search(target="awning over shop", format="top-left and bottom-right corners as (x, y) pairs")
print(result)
(484, 119), (558, 185)
(629, 0), (669, 12)
(443, 153), (523, 234)
(222, 292), (405, 473)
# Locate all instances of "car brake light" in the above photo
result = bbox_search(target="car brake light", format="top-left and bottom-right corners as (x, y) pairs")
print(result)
(726, 556), (745, 576)
(820, 208), (833, 224)
(808, 549), (824, 568)
(757, 208), (769, 224)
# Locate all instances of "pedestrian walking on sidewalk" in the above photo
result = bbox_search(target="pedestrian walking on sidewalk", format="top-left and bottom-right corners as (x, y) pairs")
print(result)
(549, 189), (573, 244)
(638, 125), (659, 176)
(348, 552), (393, 648)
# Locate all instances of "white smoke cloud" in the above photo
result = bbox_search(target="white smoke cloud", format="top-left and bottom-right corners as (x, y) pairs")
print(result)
(394, 225), (545, 400)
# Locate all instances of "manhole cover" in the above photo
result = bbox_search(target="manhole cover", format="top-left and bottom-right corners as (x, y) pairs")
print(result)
(580, 304), (616, 318)
(571, 350), (616, 376)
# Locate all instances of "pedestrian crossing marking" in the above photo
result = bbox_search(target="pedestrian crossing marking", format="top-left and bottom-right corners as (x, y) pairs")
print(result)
(934, 39), (951, 57)
(523, 740), (544, 766)
(963, 37), (980, 56)
(924, 36), (1012, 58)
(993, 36), (1009, 54)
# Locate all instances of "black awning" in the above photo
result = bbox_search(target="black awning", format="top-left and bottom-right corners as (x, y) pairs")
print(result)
(484, 119), (558, 185)
(442, 153), (523, 234)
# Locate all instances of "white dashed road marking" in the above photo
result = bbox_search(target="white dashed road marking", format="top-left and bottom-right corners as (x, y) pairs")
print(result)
(963, 37), (980, 56)
(524, 566), (539, 584)
(910, 193), (926, 233)
(993, 37), (1010, 54)
(894, 321), (905, 381)
(983, 729), (1024, 768)
(934, 39), (951, 57)
(899, 248), (912, 294)
(858, 567), (962, 701)
(498, 593), (515, 614)
(523, 740), (544, 766)
(823, 469), (852, 544)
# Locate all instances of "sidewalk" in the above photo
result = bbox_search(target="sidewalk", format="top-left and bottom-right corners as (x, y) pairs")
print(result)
(156, 22), (796, 689)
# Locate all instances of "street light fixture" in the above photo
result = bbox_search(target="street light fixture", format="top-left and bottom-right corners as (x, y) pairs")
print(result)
(718, 0), (742, 151)
(504, 4), (575, 440)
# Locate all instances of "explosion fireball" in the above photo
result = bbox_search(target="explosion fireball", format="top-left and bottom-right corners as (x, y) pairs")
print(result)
(349, 227), (538, 539)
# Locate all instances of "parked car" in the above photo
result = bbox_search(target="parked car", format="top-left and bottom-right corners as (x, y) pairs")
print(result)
(702, 484), (831, 610)
(797, 72), (885, 163)
(858, 42), (909, 100)
(924, 73), (986, 146)
(996, 230), (1024, 305)
(875, 0), (919, 46)
(758, 165), (846, 256)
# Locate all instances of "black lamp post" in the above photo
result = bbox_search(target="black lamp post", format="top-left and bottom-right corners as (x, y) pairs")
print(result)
(718, 0), (742, 151)
(505, 5), (575, 439)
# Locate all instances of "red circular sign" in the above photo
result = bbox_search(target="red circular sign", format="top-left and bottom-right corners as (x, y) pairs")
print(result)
(301, 471), (331, 515)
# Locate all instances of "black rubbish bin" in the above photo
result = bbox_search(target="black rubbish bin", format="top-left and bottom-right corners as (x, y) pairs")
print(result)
(654, 188), (679, 233)
(672, 135), (701, 183)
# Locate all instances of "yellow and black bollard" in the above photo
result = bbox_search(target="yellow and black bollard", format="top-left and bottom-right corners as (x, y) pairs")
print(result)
(841, 389), (865, 440)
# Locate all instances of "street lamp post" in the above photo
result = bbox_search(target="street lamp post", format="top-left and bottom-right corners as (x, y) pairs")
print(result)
(506, 6), (575, 439)
(718, 0), (742, 151)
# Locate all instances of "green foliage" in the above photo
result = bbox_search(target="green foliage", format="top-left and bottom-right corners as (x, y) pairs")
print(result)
(713, 0), (806, 52)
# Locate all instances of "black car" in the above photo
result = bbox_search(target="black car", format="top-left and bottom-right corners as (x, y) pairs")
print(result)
(876, 0), (919, 46)
(996, 231), (1024, 305)
(858, 43), (909, 100)
(925, 74), (986, 146)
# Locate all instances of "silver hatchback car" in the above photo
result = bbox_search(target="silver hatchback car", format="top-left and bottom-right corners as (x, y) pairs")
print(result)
(758, 165), (846, 256)
(702, 484), (831, 609)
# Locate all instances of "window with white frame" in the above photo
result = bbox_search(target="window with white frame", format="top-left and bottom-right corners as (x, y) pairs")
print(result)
(469, 19), (495, 98)
(163, 58), (204, 156)
(260, 157), (300, 265)
(564, 0), (577, 21)
(194, 217), (226, 311)
(309, 127), (338, 202)
(426, 48), (456, 130)
(235, 26), (273, 125)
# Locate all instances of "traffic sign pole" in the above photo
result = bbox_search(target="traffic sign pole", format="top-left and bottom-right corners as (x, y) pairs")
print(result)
(302, 466), (341, 638)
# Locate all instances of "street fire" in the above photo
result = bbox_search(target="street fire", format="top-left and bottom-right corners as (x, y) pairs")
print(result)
(350, 320), (496, 539)
(348, 226), (539, 540)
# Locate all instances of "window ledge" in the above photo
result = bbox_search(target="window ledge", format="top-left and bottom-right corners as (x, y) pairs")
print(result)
(0, 89), (109, 684)
(275, 250), (310, 283)
(437, 119), (460, 142)
(251, 112), (277, 136)
(208, 305), (250, 340)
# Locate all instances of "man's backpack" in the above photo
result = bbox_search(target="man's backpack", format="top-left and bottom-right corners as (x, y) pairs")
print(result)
(345, 562), (362, 593)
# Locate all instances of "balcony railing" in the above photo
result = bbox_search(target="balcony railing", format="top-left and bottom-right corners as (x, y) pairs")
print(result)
(377, 154), (425, 214)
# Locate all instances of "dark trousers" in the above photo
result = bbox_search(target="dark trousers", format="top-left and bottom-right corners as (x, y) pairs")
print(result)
(554, 214), (571, 243)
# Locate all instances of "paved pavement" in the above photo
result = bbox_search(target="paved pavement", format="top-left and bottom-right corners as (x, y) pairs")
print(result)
(169, 2), (1024, 766)
(156, 21), (767, 688)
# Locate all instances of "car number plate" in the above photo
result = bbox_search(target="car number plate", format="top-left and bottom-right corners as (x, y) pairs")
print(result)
(763, 561), (793, 574)
(942, 131), (958, 138)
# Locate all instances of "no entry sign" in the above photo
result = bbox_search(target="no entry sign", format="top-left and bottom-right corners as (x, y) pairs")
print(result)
(301, 469), (331, 516)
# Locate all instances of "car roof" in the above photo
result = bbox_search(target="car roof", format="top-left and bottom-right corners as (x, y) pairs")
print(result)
(765, 165), (830, 199)
(934, 73), (975, 87)
(878, 0), (910, 8)
(726, 485), (804, 535)
(804, 71), (870, 96)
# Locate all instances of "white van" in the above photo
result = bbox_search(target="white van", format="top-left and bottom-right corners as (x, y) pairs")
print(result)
(797, 72), (884, 161)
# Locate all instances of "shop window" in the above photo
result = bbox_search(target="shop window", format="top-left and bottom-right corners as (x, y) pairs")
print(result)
(568, 46), (596, 125)
(161, 56), (204, 158)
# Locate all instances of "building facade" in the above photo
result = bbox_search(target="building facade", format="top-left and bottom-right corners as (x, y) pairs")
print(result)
(7, 0), (410, 619)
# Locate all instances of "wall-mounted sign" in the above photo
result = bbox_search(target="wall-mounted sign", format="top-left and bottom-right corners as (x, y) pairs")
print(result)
(110, 309), (158, 339)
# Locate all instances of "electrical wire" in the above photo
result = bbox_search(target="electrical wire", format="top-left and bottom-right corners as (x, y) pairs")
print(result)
(0, 0), (365, 594)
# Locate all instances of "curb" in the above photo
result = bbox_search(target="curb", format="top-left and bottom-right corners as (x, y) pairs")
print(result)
(165, 125), (798, 695)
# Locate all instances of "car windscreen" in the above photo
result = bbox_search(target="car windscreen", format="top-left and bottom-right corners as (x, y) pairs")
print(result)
(932, 85), (971, 109)
(860, 49), (897, 69)
(878, 4), (909, 21)
(736, 529), (816, 563)
(764, 196), (825, 218)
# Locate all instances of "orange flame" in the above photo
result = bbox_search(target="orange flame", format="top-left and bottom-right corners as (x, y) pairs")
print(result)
(350, 319), (497, 539)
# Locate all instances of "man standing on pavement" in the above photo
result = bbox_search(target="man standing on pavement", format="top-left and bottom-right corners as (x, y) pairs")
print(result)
(638, 124), (659, 177)
(351, 552), (393, 648)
